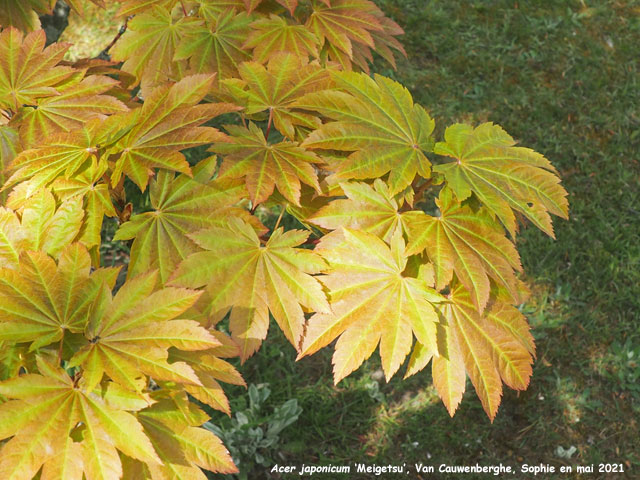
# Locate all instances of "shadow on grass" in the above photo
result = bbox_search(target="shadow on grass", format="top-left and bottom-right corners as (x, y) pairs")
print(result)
(207, 275), (638, 479)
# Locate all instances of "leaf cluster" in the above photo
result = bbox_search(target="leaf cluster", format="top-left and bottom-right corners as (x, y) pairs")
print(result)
(0, 0), (568, 478)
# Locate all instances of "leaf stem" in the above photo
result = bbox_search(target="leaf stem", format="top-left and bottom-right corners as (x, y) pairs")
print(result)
(265, 107), (274, 141)
(273, 204), (286, 230)
(58, 328), (65, 366)
(399, 178), (433, 212)
(180, 0), (188, 16)
(414, 178), (433, 201)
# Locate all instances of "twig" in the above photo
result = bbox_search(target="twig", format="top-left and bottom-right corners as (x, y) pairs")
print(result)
(99, 16), (132, 58)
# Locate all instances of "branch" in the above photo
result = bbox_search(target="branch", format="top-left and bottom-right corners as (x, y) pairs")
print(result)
(99, 16), (132, 58)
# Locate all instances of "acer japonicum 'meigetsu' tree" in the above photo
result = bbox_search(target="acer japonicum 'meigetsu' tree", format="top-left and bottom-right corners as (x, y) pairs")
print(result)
(0, 0), (568, 478)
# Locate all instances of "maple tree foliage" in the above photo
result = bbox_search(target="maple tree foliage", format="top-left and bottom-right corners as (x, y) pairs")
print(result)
(0, 0), (568, 478)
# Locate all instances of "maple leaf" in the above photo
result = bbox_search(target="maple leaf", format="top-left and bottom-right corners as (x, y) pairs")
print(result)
(170, 347), (246, 414)
(0, 243), (116, 351)
(267, 184), (331, 230)
(211, 123), (323, 206)
(11, 75), (128, 148)
(0, 356), (160, 480)
(0, 189), (86, 264)
(276, 0), (299, 15)
(310, 179), (409, 242)
(169, 217), (330, 361)
(113, 156), (251, 285)
(306, 0), (383, 58)
(299, 228), (442, 382)
(370, 14), (406, 70)
(0, 342), (38, 382)
(431, 319), (466, 417)
(0, 28), (75, 112)
(64, 0), (105, 17)
(0, 126), (20, 203)
(110, 7), (201, 95)
(138, 397), (237, 478)
(4, 117), (117, 193)
(223, 53), (332, 140)
(433, 122), (569, 238)
(242, 0), (262, 13)
(50, 159), (118, 249)
(244, 15), (320, 63)
(298, 71), (435, 194)
(0, 0), (54, 31)
(107, 74), (238, 191)
(174, 9), (252, 81)
(115, 0), (178, 16)
(434, 284), (534, 420)
(70, 270), (216, 393)
(204, 0), (328, 16)
(194, 0), (247, 22)
(404, 187), (524, 313)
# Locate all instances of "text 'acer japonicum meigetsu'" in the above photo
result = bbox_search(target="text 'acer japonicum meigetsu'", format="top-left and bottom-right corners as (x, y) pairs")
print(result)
(0, 0), (567, 478)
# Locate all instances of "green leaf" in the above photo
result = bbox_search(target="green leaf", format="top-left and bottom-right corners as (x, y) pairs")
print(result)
(5, 117), (117, 193)
(310, 179), (408, 242)
(110, 6), (201, 95)
(114, 157), (250, 285)
(211, 123), (322, 206)
(51, 159), (118, 249)
(433, 122), (569, 237)
(0, 28), (73, 111)
(0, 1), (55, 32)
(0, 126), (20, 203)
(0, 244), (107, 350)
(169, 217), (329, 361)
(0, 357), (159, 480)
(174, 9), (252, 81)
(71, 272), (211, 392)
(299, 72), (434, 194)
(431, 320), (465, 417)
(139, 399), (237, 478)
(306, 0), (382, 58)
(108, 74), (238, 191)
(244, 15), (320, 63)
(223, 53), (332, 140)
(11, 75), (128, 148)
(405, 187), (523, 312)
(434, 285), (534, 420)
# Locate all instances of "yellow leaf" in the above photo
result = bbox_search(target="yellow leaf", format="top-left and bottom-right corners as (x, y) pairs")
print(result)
(405, 187), (523, 312)
(169, 217), (329, 361)
(300, 228), (440, 382)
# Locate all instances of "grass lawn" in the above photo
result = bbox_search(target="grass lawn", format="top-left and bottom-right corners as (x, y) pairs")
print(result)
(206, 1), (640, 479)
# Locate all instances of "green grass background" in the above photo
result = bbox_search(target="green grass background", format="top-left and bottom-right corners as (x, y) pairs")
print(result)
(78, 0), (640, 478)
